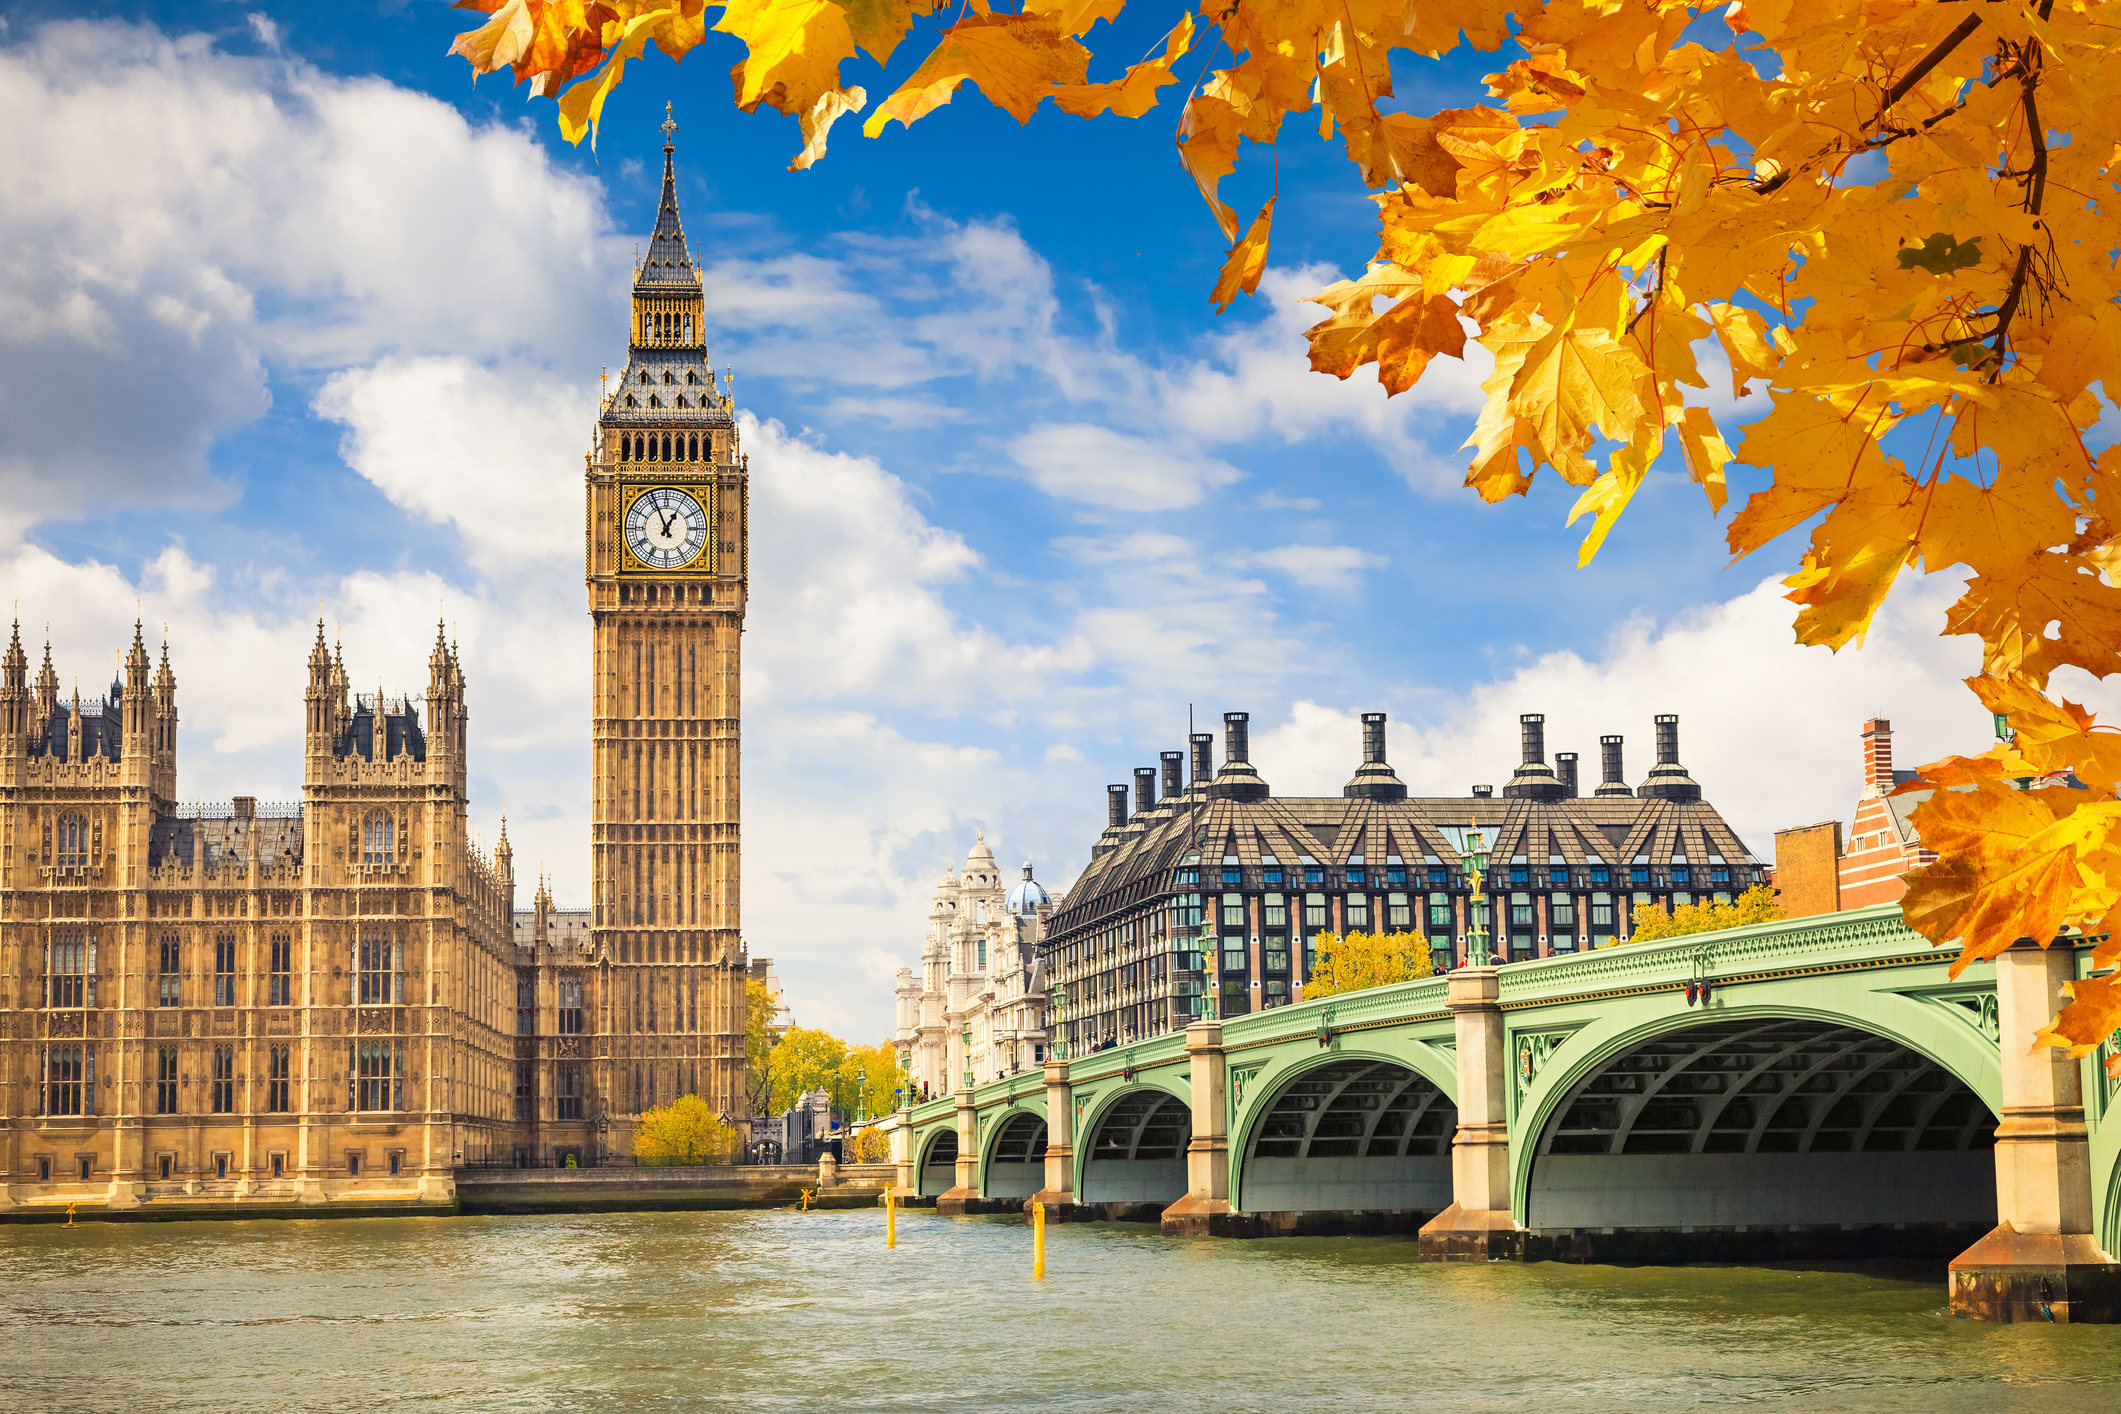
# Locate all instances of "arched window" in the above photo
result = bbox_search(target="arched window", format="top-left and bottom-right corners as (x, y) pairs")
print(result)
(688, 434), (699, 461)
(663, 370), (674, 384)
(640, 312), (651, 342)
(55, 813), (87, 867)
(649, 395), (662, 409)
(362, 810), (394, 867)
(686, 370), (697, 386)
(640, 369), (651, 384)
(625, 395), (638, 408)
(662, 434), (672, 460)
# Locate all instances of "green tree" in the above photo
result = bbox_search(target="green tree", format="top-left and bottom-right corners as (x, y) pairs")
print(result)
(767, 1025), (849, 1115)
(1303, 930), (1434, 1000)
(837, 1041), (899, 1121)
(633, 1093), (737, 1166)
(1627, 886), (1785, 944)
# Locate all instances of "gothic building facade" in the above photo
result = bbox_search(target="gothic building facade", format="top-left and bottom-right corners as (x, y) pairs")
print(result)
(0, 118), (753, 1212)
(0, 621), (521, 1210)
(585, 111), (751, 1143)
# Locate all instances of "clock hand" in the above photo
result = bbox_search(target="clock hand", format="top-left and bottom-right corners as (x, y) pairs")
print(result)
(658, 509), (679, 538)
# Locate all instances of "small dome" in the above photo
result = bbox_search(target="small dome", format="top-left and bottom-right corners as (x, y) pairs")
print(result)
(966, 832), (996, 867)
(1005, 862), (1049, 917)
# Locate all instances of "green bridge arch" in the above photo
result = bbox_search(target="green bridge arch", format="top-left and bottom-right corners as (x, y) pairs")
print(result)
(890, 906), (2121, 1263)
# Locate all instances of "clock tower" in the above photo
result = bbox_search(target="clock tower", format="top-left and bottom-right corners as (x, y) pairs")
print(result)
(587, 107), (748, 1133)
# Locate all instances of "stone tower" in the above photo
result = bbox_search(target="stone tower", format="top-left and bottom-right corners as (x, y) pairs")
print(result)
(586, 106), (749, 1131)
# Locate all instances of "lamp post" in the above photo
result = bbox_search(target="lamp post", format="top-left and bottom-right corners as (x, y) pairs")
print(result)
(1049, 983), (1067, 1061)
(961, 1023), (974, 1090)
(1463, 822), (1493, 967)
(1198, 919), (1219, 1019)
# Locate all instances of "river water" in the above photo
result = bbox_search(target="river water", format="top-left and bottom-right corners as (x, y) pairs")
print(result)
(7, 1209), (2121, 1411)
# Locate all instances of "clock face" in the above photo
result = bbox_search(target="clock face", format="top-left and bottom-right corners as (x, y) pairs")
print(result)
(624, 487), (709, 570)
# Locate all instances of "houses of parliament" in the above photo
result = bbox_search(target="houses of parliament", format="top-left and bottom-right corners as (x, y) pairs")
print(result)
(0, 118), (748, 1212)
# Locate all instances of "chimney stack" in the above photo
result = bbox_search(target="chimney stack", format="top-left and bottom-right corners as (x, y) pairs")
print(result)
(1638, 714), (1702, 800)
(1189, 733), (1214, 786)
(1210, 711), (1270, 800)
(1107, 784), (1128, 829)
(1161, 750), (1184, 800)
(1556, 751), (1579, 798)
(1596, 734), (1631, 797)
(1504, 711), (1566, 800)
(1133, 766), (1159, 818)
(1862, 717), (1894, 797)
(1345, 711), (1407, 800)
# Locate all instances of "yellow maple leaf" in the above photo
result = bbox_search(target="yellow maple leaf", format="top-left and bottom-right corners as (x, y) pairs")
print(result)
(2038, 974), (2121, 1059)
(1507, 320), (1649, 454)
(1210, 197), (1273, 313)
(1049, 13), (1192, 120)
(1303, 265), (1467, 394)
(864, 14), (1089, 136)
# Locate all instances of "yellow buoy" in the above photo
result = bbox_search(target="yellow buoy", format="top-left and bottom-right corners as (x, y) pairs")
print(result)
(1033, 1199), (1046, 1280)
(800, 1187), (813, 1211)
(886, 1187), (897, 1248)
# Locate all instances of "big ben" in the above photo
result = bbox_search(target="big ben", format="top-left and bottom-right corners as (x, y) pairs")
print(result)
(587, 107), (748, 1134)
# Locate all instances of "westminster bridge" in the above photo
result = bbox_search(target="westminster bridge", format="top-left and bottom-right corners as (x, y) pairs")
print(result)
(884, 904), (2121, 1322)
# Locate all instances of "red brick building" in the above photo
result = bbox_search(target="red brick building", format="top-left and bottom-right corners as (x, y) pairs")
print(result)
(1774, 717), (1937, 917)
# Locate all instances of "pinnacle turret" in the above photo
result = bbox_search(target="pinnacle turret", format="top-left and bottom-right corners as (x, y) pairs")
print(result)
(636, 101), (696, 290)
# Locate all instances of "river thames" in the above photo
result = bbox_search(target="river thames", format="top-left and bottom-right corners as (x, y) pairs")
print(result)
(7, 1209), (2121, 1411)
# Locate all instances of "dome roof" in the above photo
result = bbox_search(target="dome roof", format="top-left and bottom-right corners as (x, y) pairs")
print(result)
(966, 832), (996, 866)
(1004, 862), (1050, 917)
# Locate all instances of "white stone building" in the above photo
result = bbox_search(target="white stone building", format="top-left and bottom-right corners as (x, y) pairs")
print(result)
(894, 837), (1057, 1103)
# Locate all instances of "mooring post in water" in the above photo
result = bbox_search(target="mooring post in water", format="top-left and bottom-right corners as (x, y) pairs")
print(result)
(1033, 1200), (1046, 1280)
(886, 1186), (896, 1248)
(800, 1188), (813, 1212)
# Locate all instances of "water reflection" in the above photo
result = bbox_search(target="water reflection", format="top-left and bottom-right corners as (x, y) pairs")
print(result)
(4, 1210), (2121, 1412)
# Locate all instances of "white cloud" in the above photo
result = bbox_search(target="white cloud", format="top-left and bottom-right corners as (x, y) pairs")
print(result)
(1252, 543), (1388, 590)
(1044, 743), (1084, 763)
(315, 357), (590, 574)
(1008, 424), (1244, 510)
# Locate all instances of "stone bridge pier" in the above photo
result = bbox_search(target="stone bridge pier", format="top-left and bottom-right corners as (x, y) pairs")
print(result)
(1949, 942), (2121, 1322)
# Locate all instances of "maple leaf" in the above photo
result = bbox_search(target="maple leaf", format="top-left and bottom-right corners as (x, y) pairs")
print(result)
(1210, 197), (1273, 313)
(1303, 265), (1466, 395)
(1049, 13), (1192, 120)
(864, 14), (1090, 135)
(1897, 232), (1984, 276)
(2039, 974), (2121, 1059)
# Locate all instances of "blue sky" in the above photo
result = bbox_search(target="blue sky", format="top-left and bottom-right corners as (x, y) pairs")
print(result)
(0, 2), (2064, 1037)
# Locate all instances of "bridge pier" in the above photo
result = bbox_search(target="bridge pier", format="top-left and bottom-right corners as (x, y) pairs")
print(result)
(1950, 942), (2121, 1323)
(1419, 966), (1526, 1260)
(935, 1089), (982, 1216)
(1027, 1056), (1095, 1222)
(1163, 1020), (1246, 1235)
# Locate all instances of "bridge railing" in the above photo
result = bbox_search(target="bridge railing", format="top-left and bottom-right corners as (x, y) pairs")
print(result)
(905, 904), (1934, 1126)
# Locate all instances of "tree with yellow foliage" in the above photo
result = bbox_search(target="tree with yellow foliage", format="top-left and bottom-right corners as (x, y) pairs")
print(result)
(1627, 885), (1785, 944)
(1303, 930), (1434, 1000)
(444, 2), (2121, 1059)
(845, 1125), (892, 1164)
(634, 1093), (738, 1166)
